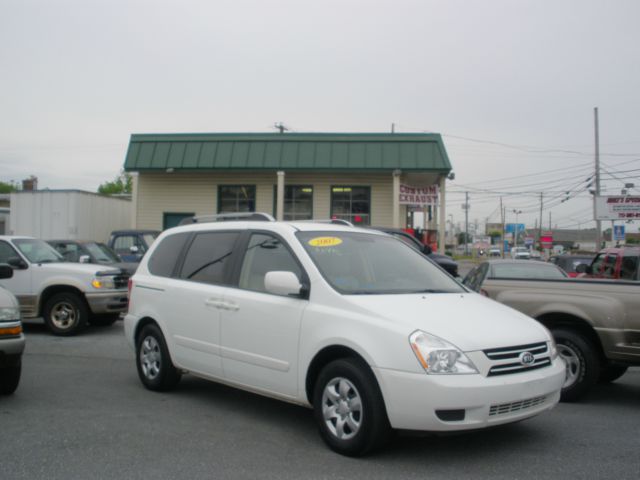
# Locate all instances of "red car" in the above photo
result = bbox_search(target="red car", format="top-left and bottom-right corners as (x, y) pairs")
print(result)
(549, 254), (594, 278)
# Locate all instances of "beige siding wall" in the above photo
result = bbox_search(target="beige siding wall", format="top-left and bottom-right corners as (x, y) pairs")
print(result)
(135, 171), (400, 230)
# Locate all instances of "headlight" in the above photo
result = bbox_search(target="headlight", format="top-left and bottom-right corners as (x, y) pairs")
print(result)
(0, 307), (20, 321)
(409, 330), (478, 374)
(91, 277), (116, 289)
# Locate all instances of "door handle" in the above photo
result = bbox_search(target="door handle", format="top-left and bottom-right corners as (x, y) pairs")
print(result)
(205, 298), (226, 309)
(223, 302), (239, 312)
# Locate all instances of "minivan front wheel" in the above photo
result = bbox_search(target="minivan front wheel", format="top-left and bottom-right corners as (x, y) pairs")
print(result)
(313, 358), (390, 456)
(136, 324), (181, 391)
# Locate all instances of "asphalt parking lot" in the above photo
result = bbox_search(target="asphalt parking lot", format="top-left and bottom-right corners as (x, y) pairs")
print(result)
(1, 320), (639, 480)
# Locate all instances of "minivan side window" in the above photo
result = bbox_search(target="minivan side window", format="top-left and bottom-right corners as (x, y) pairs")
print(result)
(238, 233), (302, 294)
(148, 232), (191, 277)
(179, 232), (239, 285)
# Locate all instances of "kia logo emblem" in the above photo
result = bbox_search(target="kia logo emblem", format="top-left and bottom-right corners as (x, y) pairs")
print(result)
(519, 352), (535, 366)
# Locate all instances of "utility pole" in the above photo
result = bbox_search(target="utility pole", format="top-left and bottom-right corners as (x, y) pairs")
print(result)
(500, 196), (505, 257)
(463, 192), (470, 256)
(594, 107), (602, 249)
(538, 192), (543, 249)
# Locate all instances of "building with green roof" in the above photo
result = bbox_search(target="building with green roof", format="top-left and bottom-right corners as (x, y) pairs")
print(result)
(124, 132), (453, 251)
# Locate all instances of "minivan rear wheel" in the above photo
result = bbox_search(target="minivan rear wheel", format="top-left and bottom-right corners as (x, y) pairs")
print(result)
(136, 324), (181, 391)
(313, 358), (390, 456)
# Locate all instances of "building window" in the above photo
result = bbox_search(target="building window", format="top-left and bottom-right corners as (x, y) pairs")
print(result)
(273, 185), (313, 220)
(330, 186), (370, 225)
(218, 186), (256, 213)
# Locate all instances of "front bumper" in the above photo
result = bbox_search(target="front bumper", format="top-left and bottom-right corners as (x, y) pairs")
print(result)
(0, 321), (25, 366)
(373, 357), (565, 432)
(85, 291), (128, 314)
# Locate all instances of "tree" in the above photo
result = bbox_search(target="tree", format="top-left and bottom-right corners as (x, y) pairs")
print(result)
(0, 181), (18, 193)
(98, 171), (132, 195)
(457, 232), (471, 245)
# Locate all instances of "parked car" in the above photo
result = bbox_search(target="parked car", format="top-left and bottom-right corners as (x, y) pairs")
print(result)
(549, 254), (594, 278)
(108, 230), (160, 263)
(368, 227), (459, 277)
(463, 260), (568, 297)
(489, 247), (502, 257)
(125, 214), (564, 456)
(47, 239), (137, 275)
(463, 259), (639, 401)
(0, 264), (24, 395)
(577, 247), (640, 281)
(510, 246), (531, 260)
(0, 236), (129, 335)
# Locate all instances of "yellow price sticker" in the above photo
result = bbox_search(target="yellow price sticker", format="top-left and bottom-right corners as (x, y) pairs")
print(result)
(308, 237), (343, 247)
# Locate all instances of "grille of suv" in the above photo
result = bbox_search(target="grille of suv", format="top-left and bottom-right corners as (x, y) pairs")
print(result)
(113, 274), (130, 289)
(489, 396), (547, 416)
(484, 342), (551, 376)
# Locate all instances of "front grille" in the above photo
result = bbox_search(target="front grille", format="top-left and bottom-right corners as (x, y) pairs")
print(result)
(113, 274), (130, 289)
(484, 342), (551, 377)
(489, 396), (547, 416)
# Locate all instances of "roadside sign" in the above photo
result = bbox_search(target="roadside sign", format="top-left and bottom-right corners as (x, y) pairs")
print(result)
(540, 232), (553, 249)
(613, 225), (625, 242)
(595, 195), (640, 220)
(524, 236), (534, 246)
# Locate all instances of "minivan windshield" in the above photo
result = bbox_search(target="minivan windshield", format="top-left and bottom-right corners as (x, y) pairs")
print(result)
(297, 231), (465, 295)
(14, 239), (63, 263)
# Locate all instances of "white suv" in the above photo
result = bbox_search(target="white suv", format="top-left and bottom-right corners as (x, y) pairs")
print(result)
(124, 214), (565, 456)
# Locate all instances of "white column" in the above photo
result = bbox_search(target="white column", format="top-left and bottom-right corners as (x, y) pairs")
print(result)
(131, 172), (139, 228)
(276, 171), (285, 221)
(392, 170), (401, 228)
(438, 175), (446, 254)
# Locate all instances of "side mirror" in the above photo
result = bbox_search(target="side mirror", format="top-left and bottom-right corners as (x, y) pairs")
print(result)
(79, 255), (91, 264)
(264, 271), (304, 297)
(7, 257), (28, 270)
(0, 264), (13, 279)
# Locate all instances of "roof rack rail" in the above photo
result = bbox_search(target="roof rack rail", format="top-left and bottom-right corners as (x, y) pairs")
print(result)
(294, 219), (354, 227)
(178, 212), (275, 225)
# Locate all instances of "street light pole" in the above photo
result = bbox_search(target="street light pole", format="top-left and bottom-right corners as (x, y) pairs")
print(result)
(513, 209), (522, 248)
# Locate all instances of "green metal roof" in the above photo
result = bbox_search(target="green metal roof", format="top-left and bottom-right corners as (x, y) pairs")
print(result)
(124, 133), (452, 173)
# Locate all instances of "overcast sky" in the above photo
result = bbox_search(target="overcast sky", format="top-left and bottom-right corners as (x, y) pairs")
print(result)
(1, 0), (639, 232)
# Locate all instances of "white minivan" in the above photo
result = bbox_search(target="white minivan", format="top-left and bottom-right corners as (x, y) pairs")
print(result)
(124, 215), (565, 456)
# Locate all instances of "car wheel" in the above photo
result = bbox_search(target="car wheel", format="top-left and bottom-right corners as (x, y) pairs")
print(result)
(553, 328), (599, 402)
(43, 292), (88, 336)
(136, 324), (181, 391)
(598, 364), (628, 384)
(313, 358), (391, 456)
(0, 360), (21, 395)
(88, 314), (120, 327)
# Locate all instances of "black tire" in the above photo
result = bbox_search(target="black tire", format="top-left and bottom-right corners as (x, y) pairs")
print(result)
(553, 328), (600, 402)
(88, 314), (120, 327)
(135, 323), (181, 391)
(598, 364), (628, 384)
(43, 292), (88, 336)
(0, 359), (21, 395)
(313, 358), (391, 456)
